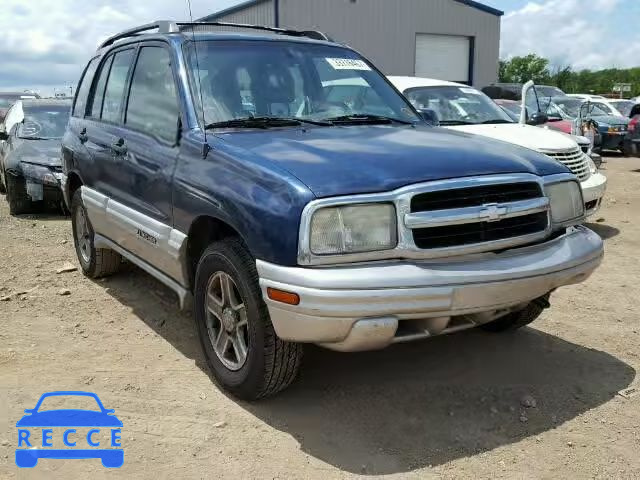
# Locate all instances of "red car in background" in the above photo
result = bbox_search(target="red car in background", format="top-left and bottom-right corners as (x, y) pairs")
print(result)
(495, 99), (573, 134)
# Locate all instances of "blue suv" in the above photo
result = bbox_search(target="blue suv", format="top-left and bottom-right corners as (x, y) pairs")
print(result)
(62, 21), (603, 400)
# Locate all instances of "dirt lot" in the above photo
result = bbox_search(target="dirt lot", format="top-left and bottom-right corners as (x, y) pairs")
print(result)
(1, 156), (639, 479)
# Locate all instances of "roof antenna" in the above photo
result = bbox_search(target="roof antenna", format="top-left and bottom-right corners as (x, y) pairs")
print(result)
(186, 0), (210, 158)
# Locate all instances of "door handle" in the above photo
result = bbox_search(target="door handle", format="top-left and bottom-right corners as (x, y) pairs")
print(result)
(78, 128), (88, 144)
(111, 138), (127, 155)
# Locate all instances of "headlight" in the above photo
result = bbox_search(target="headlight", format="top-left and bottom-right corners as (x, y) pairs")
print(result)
(545, 181), (584, 224)
(309, 203), (397, 255)
(20, 163), (58, 186)
(587, 156), (598, 174)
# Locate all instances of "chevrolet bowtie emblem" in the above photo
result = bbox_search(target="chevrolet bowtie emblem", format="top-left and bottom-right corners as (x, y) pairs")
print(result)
(480, 203), (508, 222)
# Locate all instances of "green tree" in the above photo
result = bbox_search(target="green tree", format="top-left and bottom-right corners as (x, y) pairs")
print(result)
(499, 54), (551, 84)
(498, 55), (640, 98)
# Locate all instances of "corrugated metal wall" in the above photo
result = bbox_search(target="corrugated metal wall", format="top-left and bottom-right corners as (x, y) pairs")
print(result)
(209, 0), (500, 87)
(209, 0), (275, 26)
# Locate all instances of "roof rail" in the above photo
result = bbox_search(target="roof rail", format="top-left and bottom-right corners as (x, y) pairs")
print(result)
(98, 21), (179, 50)
(97, 20), (331, 50)
(176, 21), (332, 42)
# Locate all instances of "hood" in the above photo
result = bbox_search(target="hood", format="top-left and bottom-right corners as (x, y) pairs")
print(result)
(591, 115), (629, 126)
(12, 138), (62, 166)
(16, 410), (123, 427)
(446, 123), (578, 153)
(216, 125), (568, 198)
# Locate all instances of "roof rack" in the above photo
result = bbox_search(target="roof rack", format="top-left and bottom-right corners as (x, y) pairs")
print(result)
(98, 20), (331, 50)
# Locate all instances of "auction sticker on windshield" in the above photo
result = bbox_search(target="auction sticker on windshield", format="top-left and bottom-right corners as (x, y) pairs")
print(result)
(326, 58), (371, 70)
(459, 87), (481, 95)
(15, 391), (123, 469)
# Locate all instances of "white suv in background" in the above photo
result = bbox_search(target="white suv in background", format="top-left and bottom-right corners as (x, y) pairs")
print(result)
(388, 76), (607, 216)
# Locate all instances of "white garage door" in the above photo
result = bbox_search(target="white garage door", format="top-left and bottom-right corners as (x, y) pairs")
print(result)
(415, 34), (471, 84)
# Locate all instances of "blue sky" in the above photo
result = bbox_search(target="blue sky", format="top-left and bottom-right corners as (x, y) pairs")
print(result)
(0, 0), (638, 95)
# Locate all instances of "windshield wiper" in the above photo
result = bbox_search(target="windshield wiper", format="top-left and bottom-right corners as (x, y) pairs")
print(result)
(323, 114), (414, 125)
(480, 119), (513, 124)
(18, 136), (50, 140)
(438, 120), (475, 126)
(205, 116), (331, 130)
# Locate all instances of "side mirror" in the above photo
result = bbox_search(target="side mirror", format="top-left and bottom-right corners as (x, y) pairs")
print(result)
(528, 112), (549, 126)
(419, 108), (439, 126)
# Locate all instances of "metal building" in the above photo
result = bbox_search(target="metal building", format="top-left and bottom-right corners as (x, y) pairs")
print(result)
(200, 0), (503, 87)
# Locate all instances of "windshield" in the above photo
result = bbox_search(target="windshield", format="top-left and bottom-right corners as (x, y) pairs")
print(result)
(535, 86), (565, 97)
(403, 86), (513, 125)
(0, 96), (20, 108)
(610, 101), (635, 117)
(552, 98), (608, 118)
(590, 101), (618, 116)
(18, 106), (69, 139)
(185, 40), (419, 126)
(36, 394), (102, 412)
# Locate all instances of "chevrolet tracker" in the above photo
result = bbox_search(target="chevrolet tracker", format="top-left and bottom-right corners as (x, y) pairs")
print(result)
(61, 21), (604, 400)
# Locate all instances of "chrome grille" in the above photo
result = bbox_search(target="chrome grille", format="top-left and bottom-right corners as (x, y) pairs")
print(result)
(408, 182), (549, 250)
(544, 148), (590, 181)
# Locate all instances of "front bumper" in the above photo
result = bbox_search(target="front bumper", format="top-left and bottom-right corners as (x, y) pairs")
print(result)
(581, 171), (607, 216)
(600, 132), (626, 151)
(258, 226), (603, 352)
(15, 164), (65, 202)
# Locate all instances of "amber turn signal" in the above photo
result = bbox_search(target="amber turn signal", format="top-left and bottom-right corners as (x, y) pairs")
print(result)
(267, 287), (300, 305)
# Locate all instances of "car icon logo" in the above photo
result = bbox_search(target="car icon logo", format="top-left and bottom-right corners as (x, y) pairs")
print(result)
(15, 391), (123, 468)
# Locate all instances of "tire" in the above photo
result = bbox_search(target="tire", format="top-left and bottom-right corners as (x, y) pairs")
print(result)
(70, 189), (122, 278)
(194, 238), (302, 400)
(6, 174), (32, 215)
(480, 296), (548, 333)
(0, 169), (6, 194)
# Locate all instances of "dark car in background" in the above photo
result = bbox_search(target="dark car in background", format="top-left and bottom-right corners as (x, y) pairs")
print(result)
(626, 103), (640, 156)
(551, 96), (630, 153)
(0, 99), (71, 214)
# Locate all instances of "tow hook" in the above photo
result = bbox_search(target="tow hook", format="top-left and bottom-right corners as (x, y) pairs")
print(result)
(533, 295), (551, 310)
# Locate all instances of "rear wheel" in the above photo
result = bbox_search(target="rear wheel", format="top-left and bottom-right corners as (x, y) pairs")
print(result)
(70, 189), (122, 278)
(480, 297), (548, 333)
(194, 238), (302, 400)
(6, 174), (32, 215)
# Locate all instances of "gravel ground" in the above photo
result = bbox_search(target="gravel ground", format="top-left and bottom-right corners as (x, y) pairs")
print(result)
(1, 156), (639, 479)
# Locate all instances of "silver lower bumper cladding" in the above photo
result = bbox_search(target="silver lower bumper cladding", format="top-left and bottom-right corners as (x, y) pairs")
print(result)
(257, 226), (603, 352)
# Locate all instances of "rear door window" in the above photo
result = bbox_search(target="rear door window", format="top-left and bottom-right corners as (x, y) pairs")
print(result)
(101, 49), (135, 124)
(72, 57), (99, 117)
(125, 46), (179, 143)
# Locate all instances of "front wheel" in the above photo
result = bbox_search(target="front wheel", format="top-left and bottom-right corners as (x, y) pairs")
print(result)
(0, 168), (6, 194)
(194, 238), (302, 400)
(70, 189), (122, 278)
(6, 174), (32, 215)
